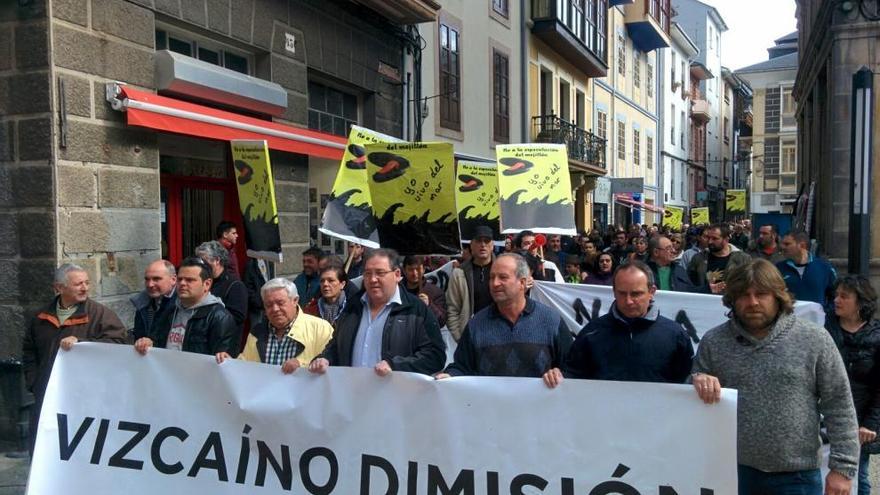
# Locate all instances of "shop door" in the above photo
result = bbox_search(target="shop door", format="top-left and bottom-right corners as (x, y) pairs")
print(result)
(158, 134), (245, 271)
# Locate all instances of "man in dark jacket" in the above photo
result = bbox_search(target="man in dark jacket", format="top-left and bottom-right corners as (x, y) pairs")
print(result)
(777, 230), (836, 309)
(23, 263), (127, 453)
(197, 240), (248, 337)
(130, 259), (177, 341)
(543, 260), (694, 387)
(687, 223), (751, 294)
(135, 257), (239, 357)
(244, 257), (275, 326)
(646, 235), (694, 292)
(309, 248), (445, 376)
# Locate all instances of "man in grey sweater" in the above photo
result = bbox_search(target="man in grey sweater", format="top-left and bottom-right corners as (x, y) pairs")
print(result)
(692, 259), (858, 495)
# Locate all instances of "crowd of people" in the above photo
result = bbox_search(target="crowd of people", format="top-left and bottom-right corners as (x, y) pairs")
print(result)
(21, 219), (880, 495)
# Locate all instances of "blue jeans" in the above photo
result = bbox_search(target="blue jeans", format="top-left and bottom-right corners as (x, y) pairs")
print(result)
(857, 450), (871, 495)
(737, 465), (822, 495)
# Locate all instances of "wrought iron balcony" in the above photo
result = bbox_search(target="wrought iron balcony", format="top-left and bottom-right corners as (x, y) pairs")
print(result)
(532, 114), (606, 171)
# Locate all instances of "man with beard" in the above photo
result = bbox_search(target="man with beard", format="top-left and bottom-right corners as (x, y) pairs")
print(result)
(692, 259), (858, 495)
(687, 223), (751, 294)
(294, 246), (324, 304)
(748, 224), (785, 263)
(603, 230), (632, 265)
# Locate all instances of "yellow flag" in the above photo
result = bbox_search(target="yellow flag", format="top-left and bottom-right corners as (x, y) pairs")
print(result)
(364, 142), (459, 254)
(691, 207), (710, 226)
(320, 126), (401, 247)
(495, 143), (575, 234)
(230, 140), (282, 262)
(455, 161), (501, 242)
(662, 206), (684, 230)
(725, 189), (746, 213)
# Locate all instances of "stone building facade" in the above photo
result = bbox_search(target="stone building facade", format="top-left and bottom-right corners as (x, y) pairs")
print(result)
(0, 0), (437, 446)
(794, 0), (880, 271)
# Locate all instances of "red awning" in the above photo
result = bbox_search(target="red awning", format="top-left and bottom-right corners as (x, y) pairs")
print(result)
(108, 84), (347, 160)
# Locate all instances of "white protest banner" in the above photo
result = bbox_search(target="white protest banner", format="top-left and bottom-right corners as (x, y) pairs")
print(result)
(531, 281), (826, 341)
(30, 343), (738, 494)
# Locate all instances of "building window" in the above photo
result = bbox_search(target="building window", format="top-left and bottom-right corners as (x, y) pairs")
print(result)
(671, 51), (677, 87)
(597, 110), (607, 139)
(596, 0), (607, 63)
(493, 50), (510, 142)
(723, 117), (730, 145)
(617, 34), (626, 76)
(156, 28), (250, 75)
(782, 87), (796, 128)
(308, 81), (358, 137)
(646, 135), (653, 169)
(680, 110), (685, 149)
(492, 0), (508, 17)
(617, 121), (626, 160)
(646, 61), (654, 97)
(575, 90), (586, 128)
(439, 22), (462, 131)
(633, 128), (641, 166)
(670, 104), (676, 145)
(571, 0), (585, 41)
(670, 158), (675, 199)
(781, 140), (796, 173)
(633, 49), (641, 88)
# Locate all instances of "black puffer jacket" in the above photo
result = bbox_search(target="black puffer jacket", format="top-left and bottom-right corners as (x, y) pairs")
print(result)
(826, 316), (880, 453)
(319, 289), (446, 375)
(150, 298), (240, 357)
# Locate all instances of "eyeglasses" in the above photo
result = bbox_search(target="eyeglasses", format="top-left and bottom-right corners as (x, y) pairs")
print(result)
(363, 270), (395, 279)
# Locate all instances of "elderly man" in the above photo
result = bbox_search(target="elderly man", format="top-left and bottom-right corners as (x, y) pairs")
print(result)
(647, 236), (694, 292)
(543, 260), (694, 387)
(217, 278), (333, 373)
(777, 230), (837, 309)
(436, 253), (571, 378)
(135, 257), (239, 357)
(308, 248), (445, 376)
(130, 259), (177, 341)
(23, 263), (127, 452)
(446, 225), (496, 341)
(687, 223), (751, 294)
(692, 259), (858, 495)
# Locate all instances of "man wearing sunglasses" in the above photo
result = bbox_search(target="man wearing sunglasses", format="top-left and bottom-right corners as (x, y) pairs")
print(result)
(309, 248), (445, 377)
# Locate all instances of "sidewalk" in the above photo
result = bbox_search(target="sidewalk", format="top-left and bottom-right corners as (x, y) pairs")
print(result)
(0, 452), (27, 495)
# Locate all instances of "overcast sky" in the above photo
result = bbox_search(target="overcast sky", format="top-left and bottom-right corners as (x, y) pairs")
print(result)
(697, 0), (798, 71)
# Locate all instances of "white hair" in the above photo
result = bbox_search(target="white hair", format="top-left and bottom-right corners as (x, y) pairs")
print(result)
(54, 263), (86, 286)
(260, 277), (298, 300)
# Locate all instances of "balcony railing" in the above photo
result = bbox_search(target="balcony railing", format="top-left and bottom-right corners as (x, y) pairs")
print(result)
(532, 114), (606, 170)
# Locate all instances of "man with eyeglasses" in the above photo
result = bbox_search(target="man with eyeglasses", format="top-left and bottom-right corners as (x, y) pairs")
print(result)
(309, 248), (445, 377)
(647, 235), (694, 292)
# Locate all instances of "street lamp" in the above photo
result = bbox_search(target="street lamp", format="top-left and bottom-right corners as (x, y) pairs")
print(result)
(849, 67), (874, 275)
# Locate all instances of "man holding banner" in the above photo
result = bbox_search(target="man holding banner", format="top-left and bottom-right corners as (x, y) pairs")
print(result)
(436, 253), (571, 378)
(309, 249), (445, 376)
(692, 259), (858, 495)
(543, 261), (693, 387)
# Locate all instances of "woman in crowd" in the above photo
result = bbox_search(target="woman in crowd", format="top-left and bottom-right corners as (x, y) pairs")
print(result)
(629, 236), (650, 263)
(304, 265), (349, 328)
(825, 274), (880, 495)
(583, 252), (615, 286)
(669, 233), (684, 258)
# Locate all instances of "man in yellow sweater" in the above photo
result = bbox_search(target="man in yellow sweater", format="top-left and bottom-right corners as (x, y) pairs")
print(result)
(215, 277), (333, 373)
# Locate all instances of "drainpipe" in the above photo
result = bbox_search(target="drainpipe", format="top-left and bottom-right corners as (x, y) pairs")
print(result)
(520, 0), (528, 142)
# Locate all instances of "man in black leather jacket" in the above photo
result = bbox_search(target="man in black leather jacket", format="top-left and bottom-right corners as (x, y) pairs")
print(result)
(135, 257), (239, 357)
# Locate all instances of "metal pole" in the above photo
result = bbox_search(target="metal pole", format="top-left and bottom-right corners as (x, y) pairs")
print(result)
(849, 67), (874, 275)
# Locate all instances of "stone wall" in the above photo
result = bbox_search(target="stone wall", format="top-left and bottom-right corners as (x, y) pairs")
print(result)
(0, 0), (55, 447)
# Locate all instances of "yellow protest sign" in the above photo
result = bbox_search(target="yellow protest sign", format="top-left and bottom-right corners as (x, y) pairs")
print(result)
(320, 126), (402, 248)
(691, 207), (710, 226)
(230, 140), (282, 262)
(455, 161), (501, 242)
(364, 142), (459, 255)
(662, 206), (684, 231)
(495, 144), (575, 234)
(725, 189), (746, 213)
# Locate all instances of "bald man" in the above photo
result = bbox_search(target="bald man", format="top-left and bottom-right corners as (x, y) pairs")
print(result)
(130, 259), (178, 341)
